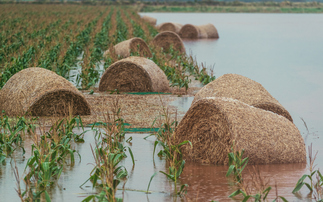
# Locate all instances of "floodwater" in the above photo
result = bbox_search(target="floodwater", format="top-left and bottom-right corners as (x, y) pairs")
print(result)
(2, 13), (323, 201)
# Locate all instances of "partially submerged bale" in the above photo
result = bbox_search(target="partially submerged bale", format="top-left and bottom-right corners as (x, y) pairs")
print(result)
(152, 31), (186, 53)
(175, 97), (306, 165)
(99, 56), (169, 92)
(193, 74), (293, 122)
(0, 67), (91, 116)
(104, 37), (152, 58)
(198, 23), (219, 38)
(179, 24), (201, 39)
(141, 15), (157, 26)
(156, 22), (183, 34)
(179, 23), (219, 39)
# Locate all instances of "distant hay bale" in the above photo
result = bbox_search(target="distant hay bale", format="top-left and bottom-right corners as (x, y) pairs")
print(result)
(198, 23), (219, 38)
(141, 15), (157, 26)
(104, 37), (152, 58)
(193, 74), (293, 122)
(175, 97), (306, 165)
(179, 23), (219, 39)
(0, 67), (91, 116)
(156, 22), (183, 34)
(152, 31), (186, 53)
(99, 56), (169, 92)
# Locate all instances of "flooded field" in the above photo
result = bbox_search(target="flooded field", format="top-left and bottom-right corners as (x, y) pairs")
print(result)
(1, 12), (323, 201)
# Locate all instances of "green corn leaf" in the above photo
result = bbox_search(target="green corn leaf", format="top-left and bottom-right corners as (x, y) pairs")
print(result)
(146, 172), (157, 193)
(292, 182), (305, 193)
(226, 165), (235, 177)
(229, 189), (242, 198)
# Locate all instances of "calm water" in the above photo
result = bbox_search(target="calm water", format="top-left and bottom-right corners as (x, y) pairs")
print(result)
(1, 13), (323, 201)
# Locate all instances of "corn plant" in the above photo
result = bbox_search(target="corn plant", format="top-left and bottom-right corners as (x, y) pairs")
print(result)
(226, 145), (287, 202)
(292, 144), (323, 201)
(147, 105), (191, 196)
(82, 106), (134, 202)
(0, 112), (36, 162)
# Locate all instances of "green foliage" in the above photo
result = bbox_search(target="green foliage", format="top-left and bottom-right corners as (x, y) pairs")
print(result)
(0, 112), (37, 163)
(82, 108), (134, 201)
(226, 145), (287, 202)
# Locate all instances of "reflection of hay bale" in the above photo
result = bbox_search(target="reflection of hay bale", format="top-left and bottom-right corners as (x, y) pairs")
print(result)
(141, 15), (157, 26)
(175, 97), (306, 165)
(193, 74), (293, 122)
(0, 67), (91, 116)
(156, 22), (183, 34)
(104, 37), (152, 58)
(152, 31), (185, 53)
(99, 56), (169, 92)
(179, 23), (219, 39)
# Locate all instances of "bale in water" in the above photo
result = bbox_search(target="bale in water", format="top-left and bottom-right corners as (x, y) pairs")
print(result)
(175, 97), (306, 165)
(179, 23), (219, 39)
(104, 37), (152, 58)
(99, 56), (169, 92)
(156, 22), (183, 34)
(152, 31), (186, 53)
(141, 15), (157, 26)
(193, 74), (293, 122)
(0, 67), (91, 116)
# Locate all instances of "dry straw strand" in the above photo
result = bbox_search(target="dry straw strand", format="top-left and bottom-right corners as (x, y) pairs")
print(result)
(152, 31), (186, 53)
(99, 56), (169, 93)
(193, 74), (293, 122)
(0, 67), (91, 116)
(175, 97), (306, 165)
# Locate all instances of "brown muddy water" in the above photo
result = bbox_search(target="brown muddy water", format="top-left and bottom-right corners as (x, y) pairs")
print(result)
(2, 13), (323, 201)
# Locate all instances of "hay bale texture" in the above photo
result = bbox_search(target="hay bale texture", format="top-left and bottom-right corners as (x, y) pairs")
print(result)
(141, 15), (157, 26)
(99, 56), (169, 92)
(179, 23), (219, 39)
(0, 67), (91, 116)
(152, 31), (185, 53)
(104, 37), (152, 58)
(193, 74), (293, 122)
(175, 97), (306, 165)
(156, 22), (183, 34)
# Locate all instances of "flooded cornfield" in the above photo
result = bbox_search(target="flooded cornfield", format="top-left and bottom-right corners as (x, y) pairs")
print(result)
(1, 8), (323, 202)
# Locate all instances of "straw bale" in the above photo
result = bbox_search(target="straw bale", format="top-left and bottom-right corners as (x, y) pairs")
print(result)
(193, 74), (293, 122)
(104, 37), (152, 58)
(179, 24), (201, 39)
(152, 31), (186, 53)
(175, 97), (306, 165)
(141, 15), (157, 26)
(179, 23), (219, 39)
(0, 67), (91, 116)
(156, 22), (183, 34)
(198, 23), (219, 38)
(99, 56), (169, 92)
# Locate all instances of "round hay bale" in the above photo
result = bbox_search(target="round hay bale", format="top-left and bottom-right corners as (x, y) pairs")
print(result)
(179, 23), (219, 39)
(104, 37), (152, 58)
(175, 97), (306, 165)
(198, 23), (219, 38)
(152, 31), (186, 53)
(193, 74), (293, 122)
(156, 22), (183, 34)
(141, 15), (157, 26)
(179, 24), (201, 39)
(0, 67), (91, 116)
(99, 56), (169, 92)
